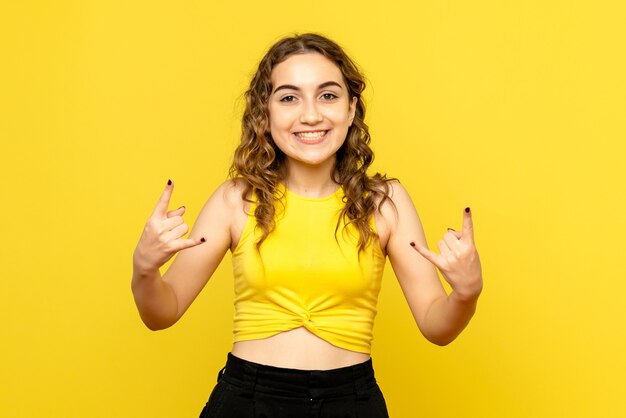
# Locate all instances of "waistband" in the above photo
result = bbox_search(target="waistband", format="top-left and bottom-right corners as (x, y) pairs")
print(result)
(218, 353), (377, 400)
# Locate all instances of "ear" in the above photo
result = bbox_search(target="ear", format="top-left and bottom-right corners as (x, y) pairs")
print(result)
(349, 96), (358, 126)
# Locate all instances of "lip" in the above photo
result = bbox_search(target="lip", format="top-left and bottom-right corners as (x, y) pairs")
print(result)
(292, 129), (330, 145)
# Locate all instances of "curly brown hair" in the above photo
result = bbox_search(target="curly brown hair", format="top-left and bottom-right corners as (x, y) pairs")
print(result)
(229, 33), (395, 252)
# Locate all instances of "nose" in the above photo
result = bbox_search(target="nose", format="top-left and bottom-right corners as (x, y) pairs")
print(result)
(299, 100), (323, 124)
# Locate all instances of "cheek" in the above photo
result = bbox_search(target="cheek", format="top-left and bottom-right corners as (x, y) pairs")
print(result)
(328, 105), (353, 124)
(269, 120), (288, 141)
(269, 108), (291, 131)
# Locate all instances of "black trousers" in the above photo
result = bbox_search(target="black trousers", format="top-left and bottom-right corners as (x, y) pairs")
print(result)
(199, 353), (390, 418)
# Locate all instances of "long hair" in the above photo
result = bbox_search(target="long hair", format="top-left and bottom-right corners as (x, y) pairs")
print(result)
(229, 33), (395, 252)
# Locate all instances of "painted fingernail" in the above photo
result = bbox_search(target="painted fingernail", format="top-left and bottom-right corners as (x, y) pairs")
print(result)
(410, 242), (416, 247)
(448, 228), (456, 231)
(167, 179), (172, 186)
(200, 237), (206, 243)
(465, 207), (470, 213)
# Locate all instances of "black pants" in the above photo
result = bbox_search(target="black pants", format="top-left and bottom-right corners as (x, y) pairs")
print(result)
(199, 353), (390, 418)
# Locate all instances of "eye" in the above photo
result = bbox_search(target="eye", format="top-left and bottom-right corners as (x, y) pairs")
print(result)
(321, 93), (338, 101)
(279, 95), (297, 103)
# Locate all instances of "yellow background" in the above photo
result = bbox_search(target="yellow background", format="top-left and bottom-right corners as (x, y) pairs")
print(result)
(2, 1), (625, 417)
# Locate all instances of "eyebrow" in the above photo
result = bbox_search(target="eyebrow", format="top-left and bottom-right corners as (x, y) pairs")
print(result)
(272, 81), (343, 94)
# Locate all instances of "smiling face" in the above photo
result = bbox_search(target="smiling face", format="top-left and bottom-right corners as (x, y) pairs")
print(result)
(268, 53), (357, 173)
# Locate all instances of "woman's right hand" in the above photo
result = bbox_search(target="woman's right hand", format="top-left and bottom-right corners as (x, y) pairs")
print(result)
(132, 179), (206, 274)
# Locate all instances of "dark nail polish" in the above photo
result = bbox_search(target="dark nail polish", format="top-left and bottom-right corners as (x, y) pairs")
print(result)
(448, 228), (456, 231)
(465, 207), (470, 213)
(200, 237), (206, 243)
(167, 179), (172, 186)
(410, 242), (416, 247)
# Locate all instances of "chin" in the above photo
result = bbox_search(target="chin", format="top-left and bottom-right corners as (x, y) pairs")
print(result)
(293, 154), (335, 167)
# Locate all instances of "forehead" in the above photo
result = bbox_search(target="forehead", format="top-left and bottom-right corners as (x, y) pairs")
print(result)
(271, 53), (346, 88)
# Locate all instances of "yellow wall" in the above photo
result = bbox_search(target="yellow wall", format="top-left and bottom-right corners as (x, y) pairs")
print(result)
(2, 1), (625, 417)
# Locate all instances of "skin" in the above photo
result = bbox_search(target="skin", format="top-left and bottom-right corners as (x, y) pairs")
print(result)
(131, 53), (483, 370)
(265, 53), (357, 197)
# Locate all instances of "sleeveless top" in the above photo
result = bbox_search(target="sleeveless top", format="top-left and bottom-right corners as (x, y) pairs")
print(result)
(231, 184), (386, 354)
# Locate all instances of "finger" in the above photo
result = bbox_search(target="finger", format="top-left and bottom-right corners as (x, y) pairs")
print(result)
(437, 239), (453, 256)
(443, 231), (462, 252)
(152, 179), (174, 219)
(166, 236), (206, 254)
(161, 215), (185, 232)
(410, 241), (444, 269)
(446, 228), (462, 240)
(175, 236), (207, 252)
(161, 221), (190, 243)
(167, 205), (186, 218)
(462, 207), (475, 243)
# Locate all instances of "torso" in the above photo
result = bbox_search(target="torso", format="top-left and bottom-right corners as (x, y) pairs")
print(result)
(226, 181), (392, 370)
(231, 327), (371, 369)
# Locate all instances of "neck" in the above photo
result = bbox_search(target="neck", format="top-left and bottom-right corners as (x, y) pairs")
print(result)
(282, 158), (338, 198)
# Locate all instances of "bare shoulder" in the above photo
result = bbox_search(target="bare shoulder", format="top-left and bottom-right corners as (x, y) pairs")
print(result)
(191, 179), (244, 231)
(374, 179), (415, 228)
(385, 180), (412, 204)
(372, 179), (409, 253)
(215, 178), (249, 211)
(201, 178), (251, 212)
(210, 178), (251, 251)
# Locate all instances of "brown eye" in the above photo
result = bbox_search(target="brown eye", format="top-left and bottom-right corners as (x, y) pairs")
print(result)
(280, 95), (297, 102)
(321, 93), (338, 100)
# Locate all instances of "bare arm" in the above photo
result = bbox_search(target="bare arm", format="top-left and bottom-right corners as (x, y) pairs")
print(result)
(382, 182), (483, 346)
(131, 179), (241, 330)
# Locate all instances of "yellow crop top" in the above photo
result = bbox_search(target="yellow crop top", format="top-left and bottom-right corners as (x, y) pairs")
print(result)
(231, 184), (386, 354)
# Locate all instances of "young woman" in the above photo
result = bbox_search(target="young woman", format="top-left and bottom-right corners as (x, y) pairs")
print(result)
(132, 33), (483, 418)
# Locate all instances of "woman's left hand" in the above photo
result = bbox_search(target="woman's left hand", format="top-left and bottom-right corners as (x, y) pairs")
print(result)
(411, 207), (483, 302)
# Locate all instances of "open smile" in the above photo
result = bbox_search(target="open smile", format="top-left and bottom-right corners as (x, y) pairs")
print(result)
(293, 130), (329, 144)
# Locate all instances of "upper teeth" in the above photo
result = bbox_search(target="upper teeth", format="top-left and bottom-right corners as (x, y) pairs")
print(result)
(295, 131), (327, 139)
